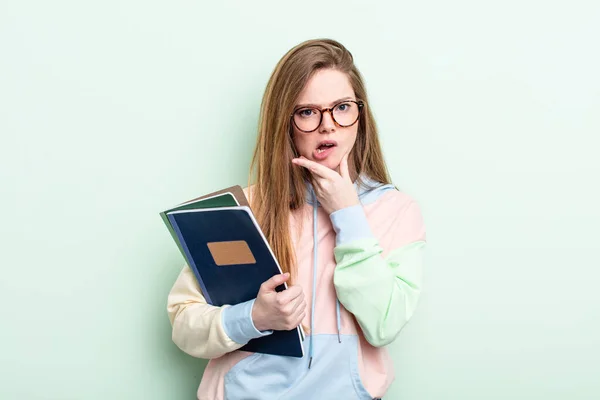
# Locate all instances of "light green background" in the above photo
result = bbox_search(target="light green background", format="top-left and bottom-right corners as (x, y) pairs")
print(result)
(1, 1), (599, 399)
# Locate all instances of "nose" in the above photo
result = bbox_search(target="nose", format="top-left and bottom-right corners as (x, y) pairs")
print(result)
(319, 109), (336, 133)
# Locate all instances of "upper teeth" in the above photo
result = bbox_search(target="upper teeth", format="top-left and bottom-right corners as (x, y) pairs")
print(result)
(317, 143), (333, 153)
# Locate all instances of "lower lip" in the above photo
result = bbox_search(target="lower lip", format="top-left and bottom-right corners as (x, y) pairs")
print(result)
(313, 146), (336, 160)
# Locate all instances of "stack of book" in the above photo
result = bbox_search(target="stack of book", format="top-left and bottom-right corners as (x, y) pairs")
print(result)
(160, 185), (304, 357)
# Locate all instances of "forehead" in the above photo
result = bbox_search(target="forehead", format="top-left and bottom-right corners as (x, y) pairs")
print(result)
(295, 69), (355, 105)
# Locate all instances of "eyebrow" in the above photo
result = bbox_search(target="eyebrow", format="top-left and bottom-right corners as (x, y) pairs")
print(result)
(295, 96), (356, 109)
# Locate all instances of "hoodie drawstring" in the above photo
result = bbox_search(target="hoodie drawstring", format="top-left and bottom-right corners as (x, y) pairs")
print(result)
(308, 189), (342, 370)
(336, 299), (342, 343)
(308, 191), (317, 369)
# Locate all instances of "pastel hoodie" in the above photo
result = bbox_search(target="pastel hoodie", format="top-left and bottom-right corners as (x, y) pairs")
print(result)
(167, 175), (427, 399)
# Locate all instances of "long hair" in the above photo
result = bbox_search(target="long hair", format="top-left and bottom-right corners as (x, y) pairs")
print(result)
(248, 38), (391, 284)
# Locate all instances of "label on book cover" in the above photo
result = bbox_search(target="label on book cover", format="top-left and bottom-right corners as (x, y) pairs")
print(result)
(207, 240), (257, 266)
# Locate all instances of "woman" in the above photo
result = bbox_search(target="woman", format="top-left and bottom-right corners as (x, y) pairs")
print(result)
(167, 38), (427, 400)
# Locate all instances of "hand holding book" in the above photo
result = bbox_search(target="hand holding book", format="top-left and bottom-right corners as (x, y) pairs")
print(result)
(252, 272), (307, 332)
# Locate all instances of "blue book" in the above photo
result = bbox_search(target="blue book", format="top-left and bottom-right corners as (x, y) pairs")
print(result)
(167, 205), (305, 358)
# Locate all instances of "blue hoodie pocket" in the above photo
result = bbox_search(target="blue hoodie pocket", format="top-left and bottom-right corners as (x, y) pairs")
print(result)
(223, 335), (373, 400)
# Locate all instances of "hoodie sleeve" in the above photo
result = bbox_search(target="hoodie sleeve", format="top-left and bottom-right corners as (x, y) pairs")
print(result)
(167, 264), (273, 359)
(330, 193), (426, 347)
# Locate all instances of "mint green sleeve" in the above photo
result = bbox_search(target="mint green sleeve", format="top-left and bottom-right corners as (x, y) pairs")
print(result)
(331, 199), (426, 347)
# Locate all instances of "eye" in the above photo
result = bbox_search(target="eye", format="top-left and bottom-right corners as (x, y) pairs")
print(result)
(297, 108), (316, 118)
(335, 102), (352, 112)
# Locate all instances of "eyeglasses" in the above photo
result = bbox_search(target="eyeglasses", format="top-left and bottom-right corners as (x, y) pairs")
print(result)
(291, 100), (364, 133)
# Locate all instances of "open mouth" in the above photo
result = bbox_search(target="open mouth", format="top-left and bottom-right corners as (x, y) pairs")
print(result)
(317, 142), (335, 153)
(313, 140), (337, 160)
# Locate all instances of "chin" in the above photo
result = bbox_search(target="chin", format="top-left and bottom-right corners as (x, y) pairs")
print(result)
(320, 159), (339, 170)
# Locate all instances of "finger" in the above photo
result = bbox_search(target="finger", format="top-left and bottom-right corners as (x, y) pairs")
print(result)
(276, 285), (303, 304)
(311, 176), (326, 195)
(283, 295), (304, 316)
(285, 314), (304, 331)
(285, 311), (306, 331)
(260, 272), (290, 293)
(292, 157), (339, 180)
(297, 310), (307, 323)
(290, 300), (307, 321)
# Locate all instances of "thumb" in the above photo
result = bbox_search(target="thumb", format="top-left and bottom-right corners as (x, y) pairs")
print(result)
(260, 272), (290, 293)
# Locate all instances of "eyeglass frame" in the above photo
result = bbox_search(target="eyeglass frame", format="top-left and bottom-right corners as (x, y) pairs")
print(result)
(290, 99), (365, 133)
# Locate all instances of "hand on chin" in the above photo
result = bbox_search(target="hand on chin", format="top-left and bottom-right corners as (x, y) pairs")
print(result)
(310, 158), (339, 171)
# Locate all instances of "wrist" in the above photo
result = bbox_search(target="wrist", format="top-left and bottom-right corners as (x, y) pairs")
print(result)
(221, 299), (273, 345)
(251, 301), (267, 331)
(331, 197), (360, 214)
(329, 204), (375, 246)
